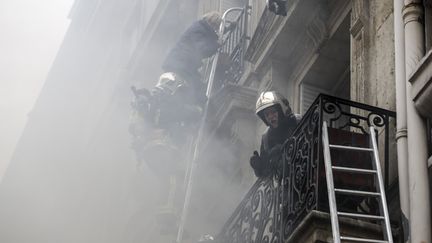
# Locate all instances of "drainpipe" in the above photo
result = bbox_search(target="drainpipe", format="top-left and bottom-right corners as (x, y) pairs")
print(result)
(394, 1), (410, 241)
(402, 1), (432, 242)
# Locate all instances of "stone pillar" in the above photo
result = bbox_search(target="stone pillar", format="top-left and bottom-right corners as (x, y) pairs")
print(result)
(403, 1), (432, 242)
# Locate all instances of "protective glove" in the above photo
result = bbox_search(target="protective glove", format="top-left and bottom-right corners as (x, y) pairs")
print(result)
(250, 151), (262, 168)
(250, 151), (268, 177)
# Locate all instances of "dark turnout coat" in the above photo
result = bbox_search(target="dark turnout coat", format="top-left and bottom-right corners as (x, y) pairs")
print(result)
(260, 114), (300, 155)
(162, 19), (220, 84)
(252, 114), (301, 177)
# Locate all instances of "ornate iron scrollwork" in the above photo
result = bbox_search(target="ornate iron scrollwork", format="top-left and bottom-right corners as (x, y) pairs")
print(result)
(219, 9), (247, 85)
(280, 103), (320, 241)
(217, 94), (396, 242)
(218, 177), (281, 243)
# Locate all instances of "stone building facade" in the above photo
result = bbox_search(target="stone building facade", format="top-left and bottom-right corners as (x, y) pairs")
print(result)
(0, 0), (200, 242)
(0, 0), (430, 242)
(182, 0), (432, 242)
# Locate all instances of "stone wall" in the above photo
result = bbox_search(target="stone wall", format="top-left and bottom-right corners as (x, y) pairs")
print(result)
(350, 0), (397, 182)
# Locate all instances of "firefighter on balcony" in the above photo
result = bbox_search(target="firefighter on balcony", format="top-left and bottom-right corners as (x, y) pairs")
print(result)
(249, 91), (301, 177)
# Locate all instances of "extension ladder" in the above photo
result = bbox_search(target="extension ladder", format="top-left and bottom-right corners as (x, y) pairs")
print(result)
(322, 121), (393, 243)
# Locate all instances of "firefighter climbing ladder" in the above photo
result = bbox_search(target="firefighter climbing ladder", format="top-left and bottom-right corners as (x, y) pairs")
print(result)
(176, 7), (244, 243)
(322, 121), (393, 243)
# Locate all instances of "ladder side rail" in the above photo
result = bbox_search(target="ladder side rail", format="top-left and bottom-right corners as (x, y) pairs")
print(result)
(176, 8), (244, 243)
(370, 127), (394, 243)
(322, 121), (341, 243)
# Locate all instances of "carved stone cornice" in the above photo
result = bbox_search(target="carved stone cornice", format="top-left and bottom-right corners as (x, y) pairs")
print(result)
(396, 128), (408, 140)
(245, 0), (315, 65)
(287, 211), (400, 242)
(409, 49), (432, 118)
(350, 17), (364, 38)
(350, 0), (369, 104)
(402, 2), (424, 25)
(306, 11), (329, 51)
(350, 0), (368, 38)
(246, 0), (330, 77)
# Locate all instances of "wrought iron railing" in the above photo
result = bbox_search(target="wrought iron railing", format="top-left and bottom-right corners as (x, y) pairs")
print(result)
(217, 94), (396, 242)
(201, 6), (248, 92)
(218, 6), (248, 85)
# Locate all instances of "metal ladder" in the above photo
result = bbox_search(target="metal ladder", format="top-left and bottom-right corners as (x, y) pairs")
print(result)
(321, 121), (393, 243)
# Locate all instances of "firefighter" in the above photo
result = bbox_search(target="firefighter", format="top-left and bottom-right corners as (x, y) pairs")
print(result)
(149, 11), (240, 126)
(266, 0), (288, 16)
(249, 91), (301, 177)
(129, 73), (201, 176)
(130, 11), (239, 175)
(161, 11), (223, 103)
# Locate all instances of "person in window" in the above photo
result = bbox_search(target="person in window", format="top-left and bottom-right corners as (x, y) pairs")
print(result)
(249, 91), (301, 177)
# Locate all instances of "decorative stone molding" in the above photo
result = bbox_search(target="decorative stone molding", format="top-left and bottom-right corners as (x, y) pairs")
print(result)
(351, 0), (369, 34)
(350, 0), (368, 39)
(247, 0), (330, 84)
(306, 11), (329, 51)
(350, 17), (364, 39)
(403, 2), (429, 118)
(402, 1), (424, 25)
(396, 128), (409, 141)
(408, 49), (432, 118)
(286, 210), (401, 242)
(350, 0), (369, 105)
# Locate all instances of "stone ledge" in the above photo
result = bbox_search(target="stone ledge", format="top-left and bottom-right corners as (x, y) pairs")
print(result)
(286, 210), (401, 243)
(409, 49), (432, 118)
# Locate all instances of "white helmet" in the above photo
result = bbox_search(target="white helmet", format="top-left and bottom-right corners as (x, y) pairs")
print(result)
(153, 72), (186, 95)
(256, 91), (291, 126)
(198, 234), (214, 242)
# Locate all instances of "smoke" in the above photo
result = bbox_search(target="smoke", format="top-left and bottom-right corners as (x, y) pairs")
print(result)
(0, 1), (258, 243)
(0, 0), (165, 242)
(185, 133), (257, 240)
(0, 0), (74, 180)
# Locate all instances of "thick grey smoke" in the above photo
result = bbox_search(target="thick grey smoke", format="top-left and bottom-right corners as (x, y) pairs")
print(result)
(0, 1), (255, 243)
(0, 0), (73, 179)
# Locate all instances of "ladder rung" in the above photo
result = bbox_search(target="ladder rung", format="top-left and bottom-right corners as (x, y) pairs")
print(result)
(340, 236), (388, 243)
(332, 166), (377, 174)
(329, 144), (373, 152)
(323, 122), (393, 243)
(335, 188), (380, 197)
(337, 211), (384, 220)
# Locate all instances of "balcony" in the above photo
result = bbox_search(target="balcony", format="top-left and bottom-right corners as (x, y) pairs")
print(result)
(216, 94), (397, 242)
